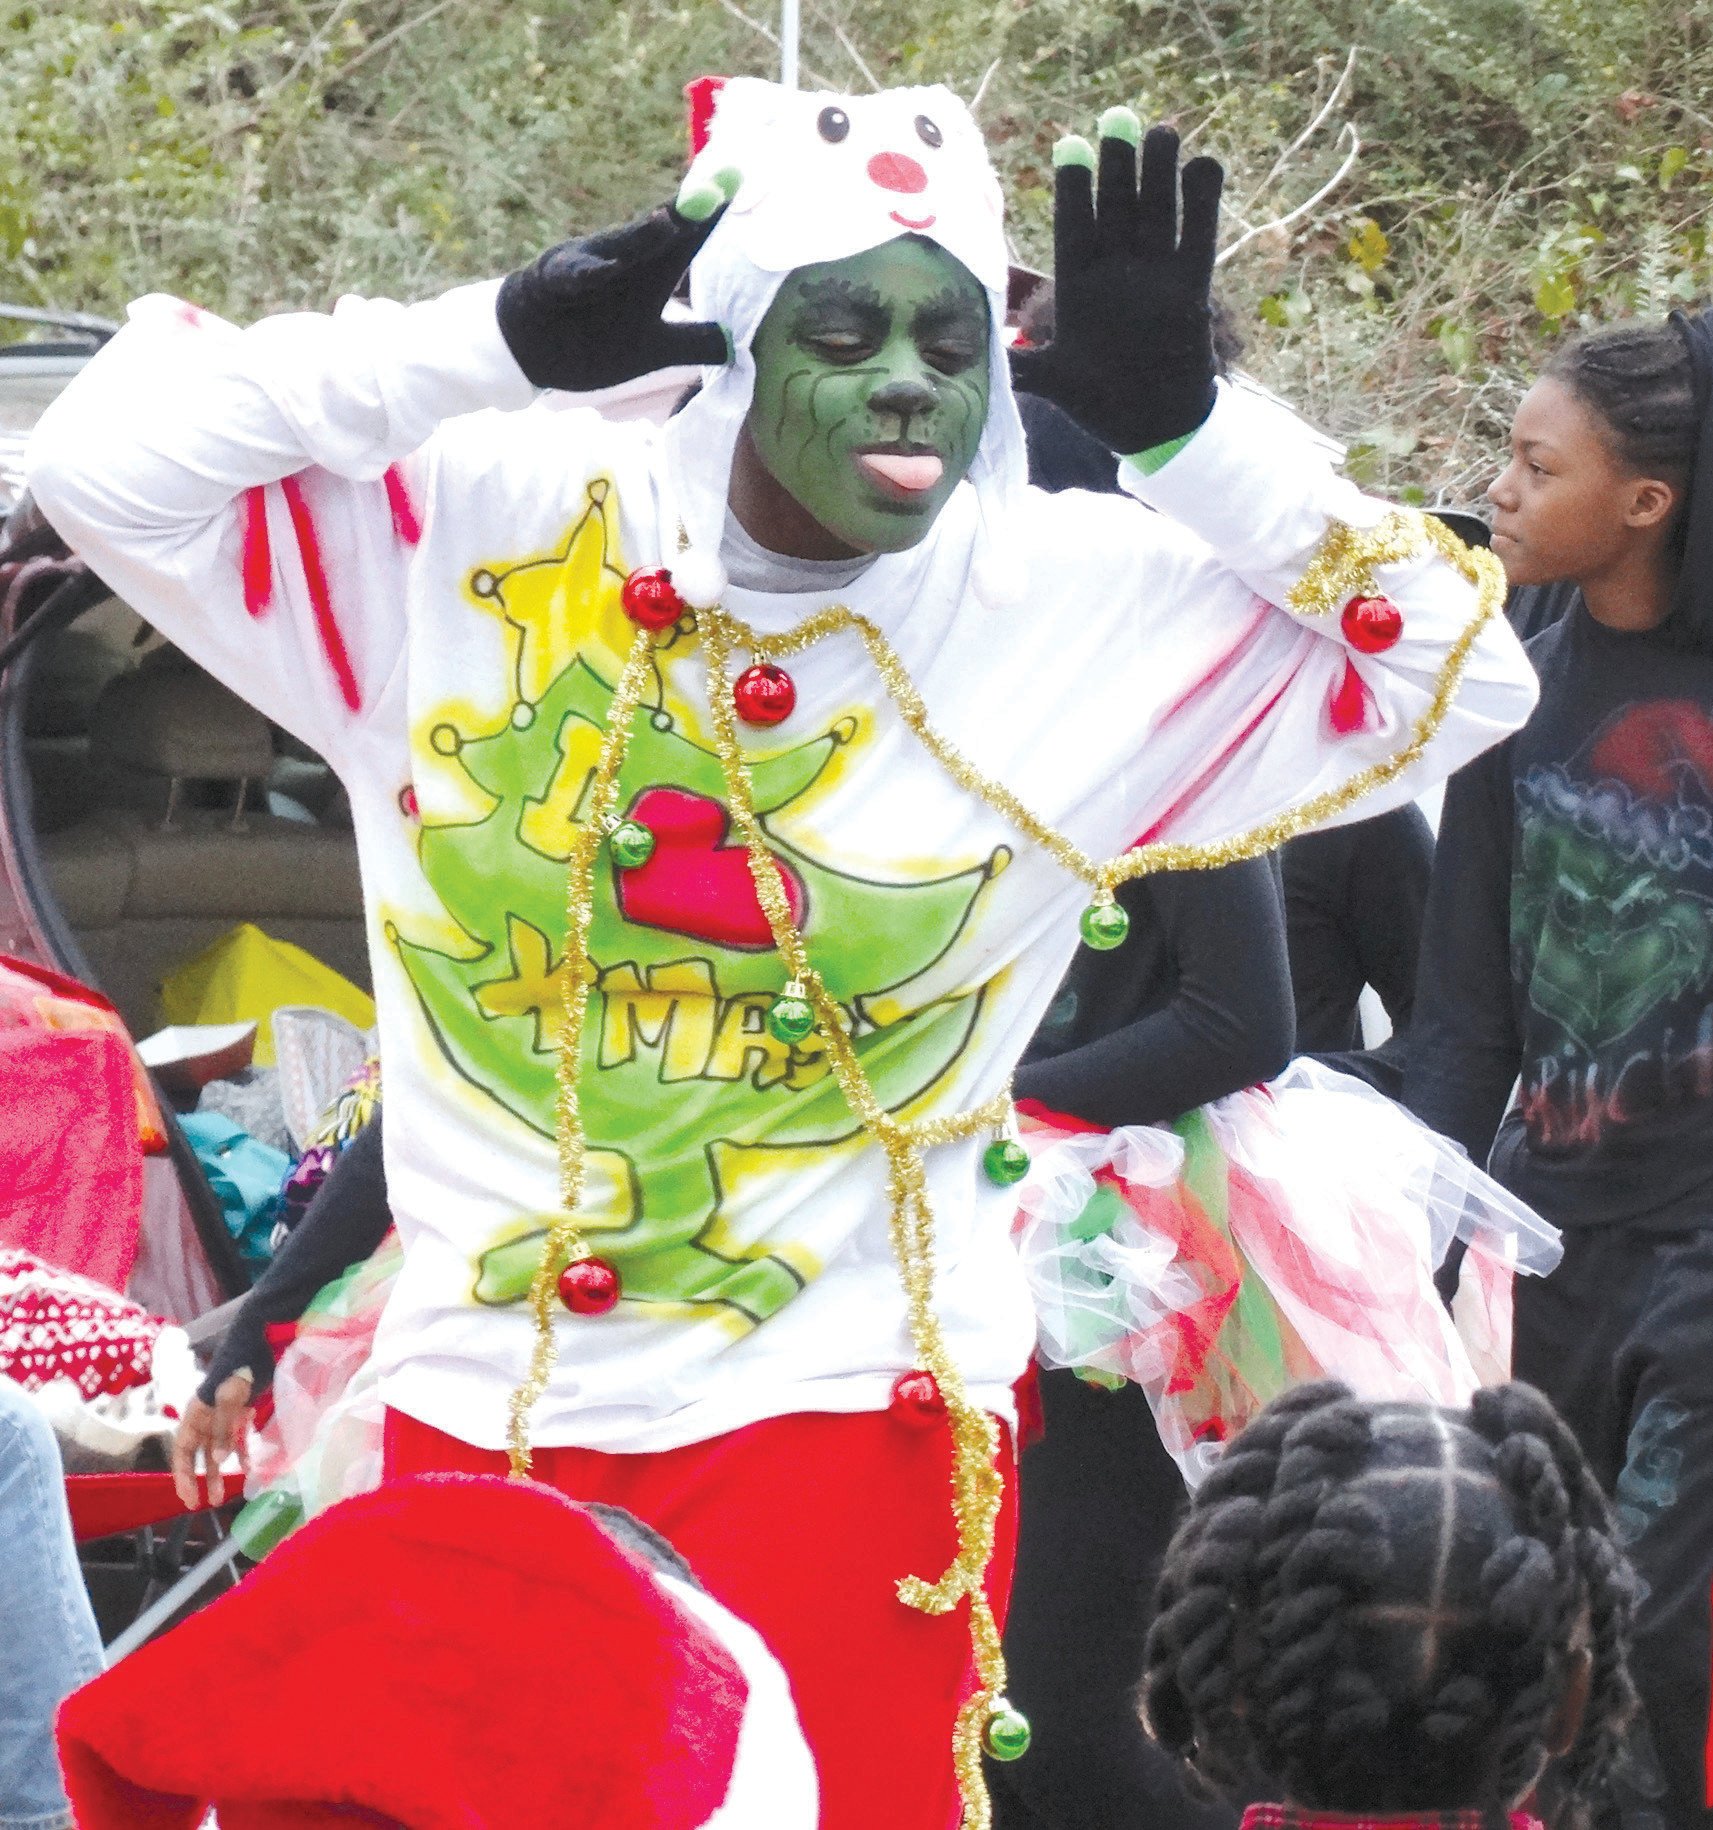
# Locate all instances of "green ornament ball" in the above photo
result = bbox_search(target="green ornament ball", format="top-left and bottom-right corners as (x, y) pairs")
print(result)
(608, 820), (656, 868)
(982, 1139), (1030, 1187)
(983, 1700), (1033, 1762)
(1079, 900), (1131, 951)
(766, 994), (817, 1045)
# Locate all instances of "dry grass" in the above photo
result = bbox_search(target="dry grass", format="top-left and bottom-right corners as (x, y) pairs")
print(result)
(3, 0), (1709, 505)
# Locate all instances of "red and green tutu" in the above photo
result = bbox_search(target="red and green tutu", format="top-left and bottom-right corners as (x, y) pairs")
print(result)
(234, 1062), (1558, 1545)
(232, 1232), (401, 1557)
(1013, 1059), (1560, 1485)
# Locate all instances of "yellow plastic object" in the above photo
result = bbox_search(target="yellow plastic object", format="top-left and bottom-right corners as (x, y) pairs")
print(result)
(159, 924), (374, 1066)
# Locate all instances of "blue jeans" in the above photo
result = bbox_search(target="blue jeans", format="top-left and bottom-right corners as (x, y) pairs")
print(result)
(0, 1379), (103, 1830)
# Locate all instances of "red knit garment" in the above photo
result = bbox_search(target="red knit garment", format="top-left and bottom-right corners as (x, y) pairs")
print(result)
(57, 1474), (750, 1830)
(0, 1249), (162, 1398)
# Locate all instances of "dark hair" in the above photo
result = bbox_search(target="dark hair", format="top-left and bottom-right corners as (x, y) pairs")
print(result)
(1545, 315), (1713, 651)
(1140, 1382), (1637, 1827)
(1547, 320), (1699, 497)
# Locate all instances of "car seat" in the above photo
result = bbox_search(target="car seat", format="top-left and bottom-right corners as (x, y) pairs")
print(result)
(38, 651), (367, 1035)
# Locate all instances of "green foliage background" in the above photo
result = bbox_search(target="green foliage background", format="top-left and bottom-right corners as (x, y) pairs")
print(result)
(4, 0), (1711, 500)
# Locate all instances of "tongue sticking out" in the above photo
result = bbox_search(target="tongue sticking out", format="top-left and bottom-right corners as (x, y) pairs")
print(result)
(858, 451), (944, 493)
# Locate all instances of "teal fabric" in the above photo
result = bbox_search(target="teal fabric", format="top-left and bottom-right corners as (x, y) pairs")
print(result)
(181, 1110), (290, 1272)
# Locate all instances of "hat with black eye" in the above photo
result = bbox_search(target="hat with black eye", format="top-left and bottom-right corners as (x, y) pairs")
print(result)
(663, 78), (1027, 608)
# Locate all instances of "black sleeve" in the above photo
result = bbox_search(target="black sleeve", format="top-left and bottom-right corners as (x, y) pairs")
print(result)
(1015, 858), (1294, 1128)
(197, 1115), (391, 1403)
(1402, 749), (1522, 1164)
(1344, 802), (1437, 1030)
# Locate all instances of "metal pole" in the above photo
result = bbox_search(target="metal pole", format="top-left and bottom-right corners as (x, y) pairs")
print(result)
(780, 0), (800, 88)
(105, 1534), (244, 1663)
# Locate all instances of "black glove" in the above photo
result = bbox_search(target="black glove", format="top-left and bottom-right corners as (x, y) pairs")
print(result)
(1011, 117), (1223, 456)
(496, 200), (731, 393)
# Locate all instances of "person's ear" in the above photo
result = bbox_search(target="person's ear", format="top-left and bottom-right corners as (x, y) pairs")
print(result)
(1546, 1645), (1592, 1758)
(1625, 474), (1680, 533)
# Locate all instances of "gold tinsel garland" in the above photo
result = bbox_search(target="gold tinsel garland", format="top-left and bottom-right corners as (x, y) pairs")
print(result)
(503, 507), (1506, 1830)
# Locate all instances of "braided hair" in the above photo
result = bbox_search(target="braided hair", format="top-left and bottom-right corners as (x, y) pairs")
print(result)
(1141, 1382), (1638, 1825)
(1545, 316), (1713, 652)
(1547, 320), (1699, 499)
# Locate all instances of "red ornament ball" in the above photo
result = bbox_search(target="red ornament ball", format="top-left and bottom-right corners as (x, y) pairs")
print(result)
(557, 1256), (621, 1316)
(891, 1369), (947, 1425)
(621, 567), (687, 632)
(733, 662), (797, 727)
(1340, 594), (1404, 654)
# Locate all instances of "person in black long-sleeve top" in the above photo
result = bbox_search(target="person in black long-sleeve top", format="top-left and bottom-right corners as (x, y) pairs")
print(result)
(994, 391), (1294, 1830)
(1016, 858), (1295, 1126)
(1282, 803), (1434, 1047)
(1407, 309), (1713, 1830)
(171, 1117), (391, 1508)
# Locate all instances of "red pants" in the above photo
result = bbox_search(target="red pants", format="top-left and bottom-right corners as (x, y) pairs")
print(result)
(384, 1405), (1018, 1830)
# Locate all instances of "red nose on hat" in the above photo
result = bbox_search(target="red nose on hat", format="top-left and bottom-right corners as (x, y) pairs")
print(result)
(868, 151), (928, 194)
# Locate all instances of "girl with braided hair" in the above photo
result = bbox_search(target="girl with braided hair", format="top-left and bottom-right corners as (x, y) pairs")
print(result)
(1409, 306), (1713, 1826)
(1142, 1380), (1638, 1830)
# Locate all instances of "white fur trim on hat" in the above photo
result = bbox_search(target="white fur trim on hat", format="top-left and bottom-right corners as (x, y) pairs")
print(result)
(658, 1573), (819, 1828)
(672, 546), (730, 611)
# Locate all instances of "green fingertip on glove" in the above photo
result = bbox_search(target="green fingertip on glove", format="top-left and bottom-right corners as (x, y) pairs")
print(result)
(1096, 104), (1142, 145)
(1052, 133), (1096, 172)
(675, 164), (742, 223)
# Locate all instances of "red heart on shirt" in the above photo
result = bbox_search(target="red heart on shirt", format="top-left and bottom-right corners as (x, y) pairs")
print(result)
(614, 786), (807, 952)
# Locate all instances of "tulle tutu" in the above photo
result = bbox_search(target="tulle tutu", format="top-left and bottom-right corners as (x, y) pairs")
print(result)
(233, 1233), (401, 1558)
(1013, 1059), (1561, 1486)
(232, 1064), (1560, 1543)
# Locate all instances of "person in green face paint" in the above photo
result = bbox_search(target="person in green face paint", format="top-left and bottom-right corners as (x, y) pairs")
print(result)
(496, 95), (1231, 589)
(28, 75), (1536, 1830)
(732, 238), (992, 560)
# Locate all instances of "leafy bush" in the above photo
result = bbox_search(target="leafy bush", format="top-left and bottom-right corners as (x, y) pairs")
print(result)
(3, 0), (1708, 501)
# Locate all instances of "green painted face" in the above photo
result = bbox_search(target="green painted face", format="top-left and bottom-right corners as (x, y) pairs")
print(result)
(745, 237), (991, 554)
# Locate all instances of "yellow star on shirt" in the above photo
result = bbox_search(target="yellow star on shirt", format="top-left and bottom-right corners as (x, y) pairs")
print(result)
(464, 477), (634, 706)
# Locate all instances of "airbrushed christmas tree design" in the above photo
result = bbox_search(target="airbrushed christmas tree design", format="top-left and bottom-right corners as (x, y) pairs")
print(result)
(389, 481), (1005, 1329)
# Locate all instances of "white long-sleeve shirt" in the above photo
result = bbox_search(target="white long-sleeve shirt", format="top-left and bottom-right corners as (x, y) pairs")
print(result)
(26, 281), (1537, 1452)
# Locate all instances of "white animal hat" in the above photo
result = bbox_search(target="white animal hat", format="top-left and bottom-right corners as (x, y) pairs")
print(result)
(662, 77), (1027, 602)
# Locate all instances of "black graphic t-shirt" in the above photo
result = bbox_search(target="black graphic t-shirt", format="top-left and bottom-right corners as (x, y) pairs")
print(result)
(1408, 604), (1713, 1229)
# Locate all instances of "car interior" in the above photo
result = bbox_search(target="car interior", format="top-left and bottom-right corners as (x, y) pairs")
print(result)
(22, 593), (368, 1038)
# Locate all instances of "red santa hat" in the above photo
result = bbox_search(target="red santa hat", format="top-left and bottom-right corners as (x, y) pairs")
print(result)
(58, 1473), (816, 1828)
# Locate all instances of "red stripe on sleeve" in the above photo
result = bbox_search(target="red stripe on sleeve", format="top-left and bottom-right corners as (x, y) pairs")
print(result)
(240, 486), (272, 617)
(1134, 657), (1308, 846)
(383, 464), (422, 547)
(280, 473), (363, 713)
